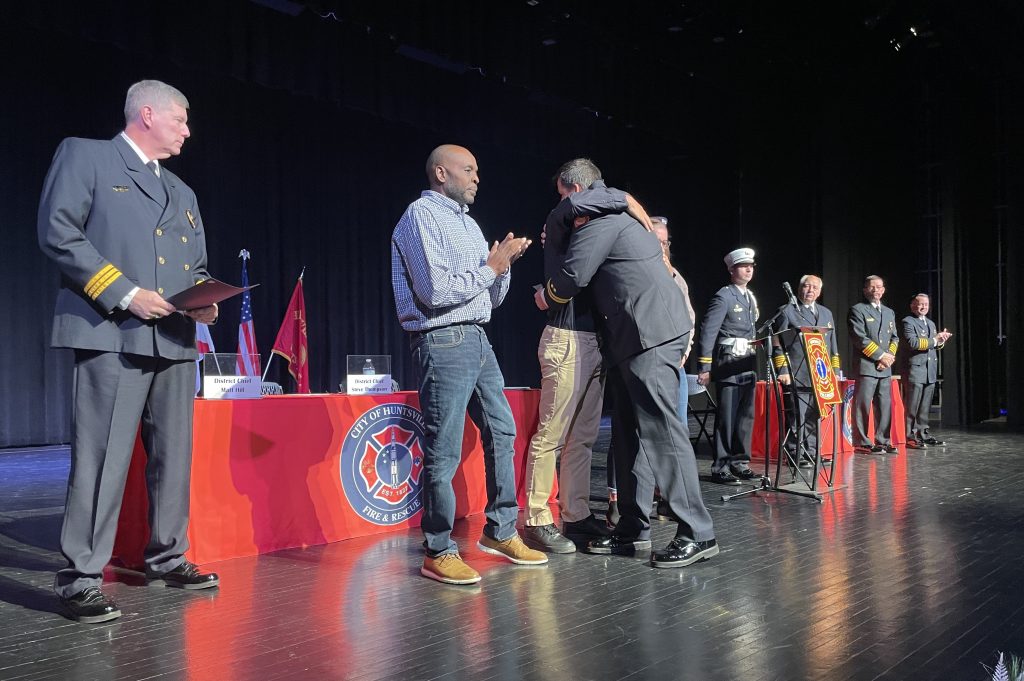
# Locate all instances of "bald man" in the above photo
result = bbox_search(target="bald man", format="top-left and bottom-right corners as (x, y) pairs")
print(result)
(391, 144), (546, 585)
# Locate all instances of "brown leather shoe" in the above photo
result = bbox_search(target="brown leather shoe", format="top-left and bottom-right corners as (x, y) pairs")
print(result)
(421, 553), (481, 585)
(477, 533), (549, 565)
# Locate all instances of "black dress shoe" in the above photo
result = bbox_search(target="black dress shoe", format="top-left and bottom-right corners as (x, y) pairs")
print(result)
(710, 471), (741, 485)
(584, 535), (652, 555)
(146, 560), (219, 590)
(651, 538), (720, 569)
(730, 466), (758, 480)
(563, 514), (611, 538)
(924, 437), (945, 446)
(524, 524), (576, 553)
(884, 444), (899, 454)
(853, 445), (873, 454)
(906, 439), (928, 449)
(869, 445), (886, 454)
(797, 455), (815, 469)
(60, 587), (121, 623)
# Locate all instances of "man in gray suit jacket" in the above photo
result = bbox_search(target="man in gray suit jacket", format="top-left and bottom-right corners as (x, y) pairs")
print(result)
(847, 275), (900, 454)
(541, 196), (717, 569)
(38, 80), (220, 623)
(901, 294), (952, 448)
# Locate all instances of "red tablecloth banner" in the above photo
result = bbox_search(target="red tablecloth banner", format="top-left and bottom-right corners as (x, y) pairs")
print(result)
(114, 389), (543, 566)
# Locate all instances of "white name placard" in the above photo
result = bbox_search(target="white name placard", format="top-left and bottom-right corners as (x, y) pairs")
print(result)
(347, 373), (393, 395)
(203, 375), (262, 400)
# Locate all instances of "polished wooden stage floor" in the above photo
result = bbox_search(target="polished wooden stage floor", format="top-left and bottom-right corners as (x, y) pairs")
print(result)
(1, 426), (1022, 681)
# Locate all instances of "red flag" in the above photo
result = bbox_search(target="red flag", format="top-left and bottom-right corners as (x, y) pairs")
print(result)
(271, 275), (310, 393)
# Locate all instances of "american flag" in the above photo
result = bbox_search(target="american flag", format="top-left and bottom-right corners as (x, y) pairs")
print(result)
(236, 250), (261, 376)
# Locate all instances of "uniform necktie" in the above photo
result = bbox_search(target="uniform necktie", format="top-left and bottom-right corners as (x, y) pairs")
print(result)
(147, 160), (159, 176)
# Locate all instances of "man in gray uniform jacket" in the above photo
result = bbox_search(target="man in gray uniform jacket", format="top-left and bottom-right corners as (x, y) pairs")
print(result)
(901, 293), (952, 448)
(847, 275), (900, 454)
(38, 80), (220, 623)
(773, 275), (841, 466)
(541, 198), (717, 569)
(696, 248), (759, 485)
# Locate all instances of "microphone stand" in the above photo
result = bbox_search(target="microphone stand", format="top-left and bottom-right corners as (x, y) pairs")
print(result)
(721, 306), (824, 504)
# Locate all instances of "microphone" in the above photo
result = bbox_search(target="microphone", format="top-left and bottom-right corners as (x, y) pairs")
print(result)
(782, 281), (798, 308)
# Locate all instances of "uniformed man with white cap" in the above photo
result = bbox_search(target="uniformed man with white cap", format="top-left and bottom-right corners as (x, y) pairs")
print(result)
(696, 248), (759, 485)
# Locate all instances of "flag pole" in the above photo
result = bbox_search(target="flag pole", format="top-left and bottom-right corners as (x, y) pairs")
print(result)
(262, 267), (305, 383)
(240, 249), (258, 380)
(261, 353), (274, 381)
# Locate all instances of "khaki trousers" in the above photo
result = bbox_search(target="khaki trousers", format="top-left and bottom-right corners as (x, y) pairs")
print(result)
(524, 326), (604, 526)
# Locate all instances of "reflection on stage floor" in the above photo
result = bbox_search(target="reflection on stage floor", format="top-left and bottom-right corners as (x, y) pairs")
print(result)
(1, 426), (1023, 681)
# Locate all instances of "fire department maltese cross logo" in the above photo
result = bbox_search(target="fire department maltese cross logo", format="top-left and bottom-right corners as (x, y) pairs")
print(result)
(339, 404), (425, 525)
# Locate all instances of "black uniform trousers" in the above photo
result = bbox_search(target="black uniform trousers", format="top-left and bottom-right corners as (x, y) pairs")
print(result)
(55, 350), (195, 597)
(608, 334), (714, 542)
(783, 386), (820, 459)
(904, 381), (936, 440)
(712, 374), (755, 473)
(852, 375), (892, 447)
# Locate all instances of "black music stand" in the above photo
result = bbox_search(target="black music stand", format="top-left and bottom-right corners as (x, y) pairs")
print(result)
(769, 326), (847, 499)
(721, 314), (841, 502)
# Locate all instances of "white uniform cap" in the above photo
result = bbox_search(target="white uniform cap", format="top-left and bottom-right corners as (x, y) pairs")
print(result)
(724, 247), (755, 268)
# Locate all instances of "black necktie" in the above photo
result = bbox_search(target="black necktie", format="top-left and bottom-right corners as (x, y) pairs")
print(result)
(147, 160), (169, 204)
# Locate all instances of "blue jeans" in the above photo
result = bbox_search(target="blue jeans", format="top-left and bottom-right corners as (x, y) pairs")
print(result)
(411, 324), (518, 556)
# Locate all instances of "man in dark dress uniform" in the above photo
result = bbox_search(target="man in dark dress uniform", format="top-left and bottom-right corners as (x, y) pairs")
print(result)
(696, 248), (759, 485)
(772, 275), (841, 466)
(847, 275), (900, 454)
(901, 293), (952, 448)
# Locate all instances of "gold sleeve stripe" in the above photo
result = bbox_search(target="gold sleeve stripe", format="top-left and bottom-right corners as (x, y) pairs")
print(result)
(545, 281), (570, 304)
(863, 341), (879, 357)
(917, 338), (929, 351)
(698, 357), (712, 363)
(84, 265), (123, 300)
(889, 342), (898, 354)
(773, 355), (787, 367)
(831, 355), (841, 368)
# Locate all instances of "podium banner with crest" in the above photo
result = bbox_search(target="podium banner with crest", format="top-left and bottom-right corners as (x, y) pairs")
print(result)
(802, 330), (842, 414)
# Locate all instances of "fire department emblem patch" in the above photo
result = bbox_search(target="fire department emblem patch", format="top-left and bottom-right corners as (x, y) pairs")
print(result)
(339, 403), (426, 525)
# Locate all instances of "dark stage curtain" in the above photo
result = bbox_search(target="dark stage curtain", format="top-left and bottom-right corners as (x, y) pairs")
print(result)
(2, 2), (1017, 445)
(0, 2), (695, 446)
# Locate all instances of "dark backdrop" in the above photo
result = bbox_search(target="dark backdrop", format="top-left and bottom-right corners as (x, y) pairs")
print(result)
(2, 1), (1022, 446)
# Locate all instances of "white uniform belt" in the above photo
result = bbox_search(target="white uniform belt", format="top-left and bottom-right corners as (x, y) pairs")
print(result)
(719, 337), (754, 355)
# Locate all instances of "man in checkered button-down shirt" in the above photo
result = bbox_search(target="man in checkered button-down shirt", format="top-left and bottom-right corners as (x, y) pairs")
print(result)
(391, 144), (542, 585)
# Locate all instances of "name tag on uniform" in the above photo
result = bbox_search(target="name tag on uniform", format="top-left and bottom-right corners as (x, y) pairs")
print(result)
(112, 185), (129, 192)
(733, 304), (743, 313)
(866, 317), (875, 322)
(186, 209), (197, 229)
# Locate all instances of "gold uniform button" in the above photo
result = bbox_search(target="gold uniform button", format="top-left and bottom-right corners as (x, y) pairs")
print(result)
(181, 236), (188, 243)
(158, 256), (166, 265)
(157, 287), (164, 294)
(155, 228), (163, 236)
(183, 264), (190, 271)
